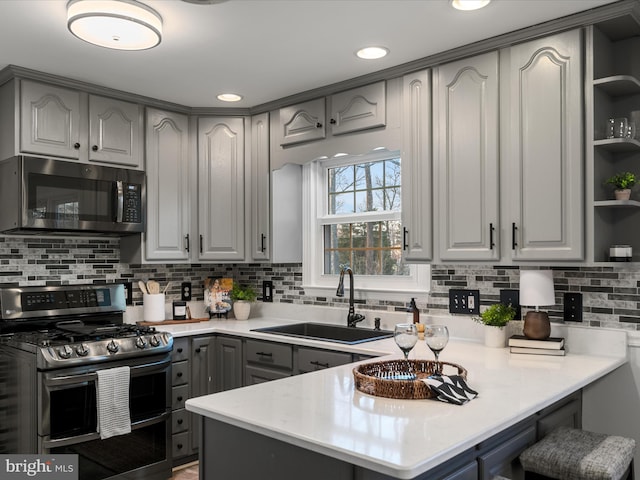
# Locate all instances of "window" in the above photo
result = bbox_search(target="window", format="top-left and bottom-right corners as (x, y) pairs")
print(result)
(303, 150), (429, 299)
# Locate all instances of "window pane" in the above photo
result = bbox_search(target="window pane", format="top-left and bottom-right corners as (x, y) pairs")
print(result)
(323, 220), (409, 276)
(328, 165), (354, 195)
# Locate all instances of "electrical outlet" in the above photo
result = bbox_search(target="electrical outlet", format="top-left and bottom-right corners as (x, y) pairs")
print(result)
(500, 289), (521, 320)
(123, 282), (133, 305)
(181, 282), (192, 302)
(262, 280), (273, 302)
(449, 289), (480, 315)
(564, 292), (583, 322)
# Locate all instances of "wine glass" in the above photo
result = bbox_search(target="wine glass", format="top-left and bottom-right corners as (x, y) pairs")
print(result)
(394, 323), (418, 378)
(425, 325), (449, 374)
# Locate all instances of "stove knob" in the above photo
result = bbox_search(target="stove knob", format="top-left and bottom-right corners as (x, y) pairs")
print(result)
(135, 336), (148, 349)
(76, 344), (89, 357)
(58, 345), (73, 359)
(107, 339), (119, 353)
(149, 335), (161, 347)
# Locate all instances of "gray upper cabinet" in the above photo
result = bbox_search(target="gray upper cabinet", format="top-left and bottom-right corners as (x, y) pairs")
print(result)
(87, 94), (143, 168)
(19, 80), (81, 160)
(277, 81), (386, 147)
(12, 79), (143, 168)
(143, 108), (191, 261)
(434, 51), (500, 261)
(503, 29), (584, 261)
(279, 98), (326, 146)
(401, 69), (432, 262)
(328, 81), (386, 136)
(197, 116), (245, 261)
(249, 112), (271, 261)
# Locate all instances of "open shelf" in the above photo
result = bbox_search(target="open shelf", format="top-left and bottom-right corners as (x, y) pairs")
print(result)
(593, 138), (640, 152)
(594, 75), (640, 96)
(594, 199), (640, 208)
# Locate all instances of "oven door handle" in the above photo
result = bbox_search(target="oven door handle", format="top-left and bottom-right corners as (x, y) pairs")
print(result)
(45, 359), (170, 387)
(42, 411), (171, 450)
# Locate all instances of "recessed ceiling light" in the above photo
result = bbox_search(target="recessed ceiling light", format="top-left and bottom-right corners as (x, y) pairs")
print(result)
(356, 46), (389, 60)
(67, 0), (163, 51)
(451, 0), (491, 11)
(217, 93), (243, 102)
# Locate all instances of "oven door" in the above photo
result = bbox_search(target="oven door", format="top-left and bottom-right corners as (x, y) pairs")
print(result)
(38, 354), (171, 480)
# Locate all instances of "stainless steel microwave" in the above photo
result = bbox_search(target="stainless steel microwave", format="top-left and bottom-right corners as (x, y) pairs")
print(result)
(0, 156), (146, 236)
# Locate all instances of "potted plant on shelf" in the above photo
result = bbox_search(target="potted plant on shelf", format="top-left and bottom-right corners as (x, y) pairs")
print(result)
(605, 171), (637, 201)
(230, 283), (257, 320)
(474, 303), (516, 348)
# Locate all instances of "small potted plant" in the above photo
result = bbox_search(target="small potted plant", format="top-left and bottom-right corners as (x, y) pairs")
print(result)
(230, 283), (257, 320)
(605, 172), (637, 200)
(474, 303), (516, 348)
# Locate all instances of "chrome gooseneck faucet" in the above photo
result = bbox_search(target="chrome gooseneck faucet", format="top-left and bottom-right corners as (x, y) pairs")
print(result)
(336, 266), (365, 327)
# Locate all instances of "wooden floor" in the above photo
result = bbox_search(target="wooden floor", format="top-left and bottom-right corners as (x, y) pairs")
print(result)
(171, 461), (198, 480)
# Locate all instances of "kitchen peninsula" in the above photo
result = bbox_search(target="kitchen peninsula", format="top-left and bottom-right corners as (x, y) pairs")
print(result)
(178, 316), (628, 480)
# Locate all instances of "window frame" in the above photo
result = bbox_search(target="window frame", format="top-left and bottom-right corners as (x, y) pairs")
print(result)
(302, 150), (430, 301)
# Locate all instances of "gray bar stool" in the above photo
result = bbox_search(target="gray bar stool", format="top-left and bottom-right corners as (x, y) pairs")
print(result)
(519, 426), (635, 480)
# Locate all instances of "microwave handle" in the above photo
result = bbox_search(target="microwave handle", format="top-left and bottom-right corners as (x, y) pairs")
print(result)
(115, 181), (124, 223)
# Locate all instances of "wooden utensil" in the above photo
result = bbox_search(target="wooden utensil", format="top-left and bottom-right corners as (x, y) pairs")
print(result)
(147, 280), (160, 294)
(138, 280), (148, 295)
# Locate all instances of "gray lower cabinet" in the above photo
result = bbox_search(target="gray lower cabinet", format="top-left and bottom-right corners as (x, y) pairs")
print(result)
(295, 346), (353, 374)
(198, 388), (582, 480)
(244, 339), (293, 385)
(215, 335), (243, 392)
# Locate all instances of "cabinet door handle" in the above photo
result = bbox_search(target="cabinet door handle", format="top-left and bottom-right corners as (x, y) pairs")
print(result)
(199, 234), (203, 254)
(512, 222), (518, 250)
(185, 234), (190, 253)
(329, 118), (336, 125)
(260, 234), (266, 252)
(256, 351), (273, 357)
(177, 372), (183, 378)
(177, 396), (183, 402)
(403, 227), (409, 250)
(73, 142), (81, 149)
(92, 145), (98, 151)
(177, 419), (183, 425)
(177, 443), (183, 449)
(310, 361), (329, 369)
(316, 122), (323, 128)
(489, 223), (495, 250)
(177, 348), (183, 353)
(195, 348), (201, 354)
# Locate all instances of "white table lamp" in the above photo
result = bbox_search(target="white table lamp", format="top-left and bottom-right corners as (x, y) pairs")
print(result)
(519, 270), (555, 340)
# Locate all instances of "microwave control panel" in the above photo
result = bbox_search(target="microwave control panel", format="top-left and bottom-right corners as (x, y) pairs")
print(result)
(123, 183), (142, 223)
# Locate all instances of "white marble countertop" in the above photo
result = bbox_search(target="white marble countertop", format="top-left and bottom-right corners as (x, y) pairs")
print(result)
(177, 310), (628, 479)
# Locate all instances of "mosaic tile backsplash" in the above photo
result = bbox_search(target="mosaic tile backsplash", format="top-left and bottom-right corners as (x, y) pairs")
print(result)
(1, 236), (639, 330)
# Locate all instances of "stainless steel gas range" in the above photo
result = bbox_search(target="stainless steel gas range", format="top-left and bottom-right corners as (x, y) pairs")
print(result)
(0, 284), (173, 480)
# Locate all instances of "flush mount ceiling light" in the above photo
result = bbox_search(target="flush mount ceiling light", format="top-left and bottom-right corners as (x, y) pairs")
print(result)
(217, 93), (243, 102)
(67, 0), (163, 50)
(356, 46), (389, 60)
(451, 0), (491, 11)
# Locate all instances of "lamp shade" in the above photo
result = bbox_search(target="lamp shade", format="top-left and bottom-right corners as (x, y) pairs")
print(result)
(67, 0), (162, 51)
(519, 270), (555, 308)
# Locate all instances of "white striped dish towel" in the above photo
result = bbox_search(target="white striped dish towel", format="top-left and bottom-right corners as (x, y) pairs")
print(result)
(96, 366), (131, 439)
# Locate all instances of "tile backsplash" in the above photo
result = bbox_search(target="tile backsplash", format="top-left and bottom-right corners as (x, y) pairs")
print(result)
(2, 236), (639, 331)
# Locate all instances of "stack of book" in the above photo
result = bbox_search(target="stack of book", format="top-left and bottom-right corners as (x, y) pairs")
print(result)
(508, 335), (565, 356)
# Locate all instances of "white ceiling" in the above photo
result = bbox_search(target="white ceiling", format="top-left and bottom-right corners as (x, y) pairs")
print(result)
(0, 0), (619, 109)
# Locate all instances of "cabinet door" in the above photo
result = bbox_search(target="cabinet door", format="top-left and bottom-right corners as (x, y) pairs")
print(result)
(191, 336), (215, 454)
(197, 117), (245, 261)
(504, 29), (584, 260)
(215, 336), (243, 392)
(250, 113), (270, 260)
(88, 95), (142, 168)
(329, 81), (386, 135)
(401, 69), (432, 262)
(279, 98), (325, 146)
(145, 108), (190, 261)
(478, 424), (536, 479)
(20, 80), (81, 159)
(435, 52), (500, 261)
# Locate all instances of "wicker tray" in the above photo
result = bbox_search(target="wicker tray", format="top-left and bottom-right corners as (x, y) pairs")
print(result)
(353, 359), (467, 400)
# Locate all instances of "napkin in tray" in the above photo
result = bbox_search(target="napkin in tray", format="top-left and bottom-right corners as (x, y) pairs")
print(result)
(422, 374), (478, 405)
(96, 366), (131, 439)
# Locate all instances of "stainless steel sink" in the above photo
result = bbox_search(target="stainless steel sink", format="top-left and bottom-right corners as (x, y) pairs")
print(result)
(251, 322), (393, 345)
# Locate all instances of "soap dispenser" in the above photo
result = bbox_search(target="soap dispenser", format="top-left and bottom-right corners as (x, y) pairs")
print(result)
(408, 298), (419, 324)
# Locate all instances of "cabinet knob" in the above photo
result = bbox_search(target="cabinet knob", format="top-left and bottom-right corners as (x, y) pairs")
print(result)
(330, 118), (336, 125)
(177, 419), (183, 425)
(316, 122), (323, 128)
(73, 142), (81, 149)
(177, 372), (183, 377)
(195, 348), (201, 353)
(177, 348), (183, 353)
(177, 396), (183, 401)
(92, 145), (98, 151)
(177, 443), (183, 449)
